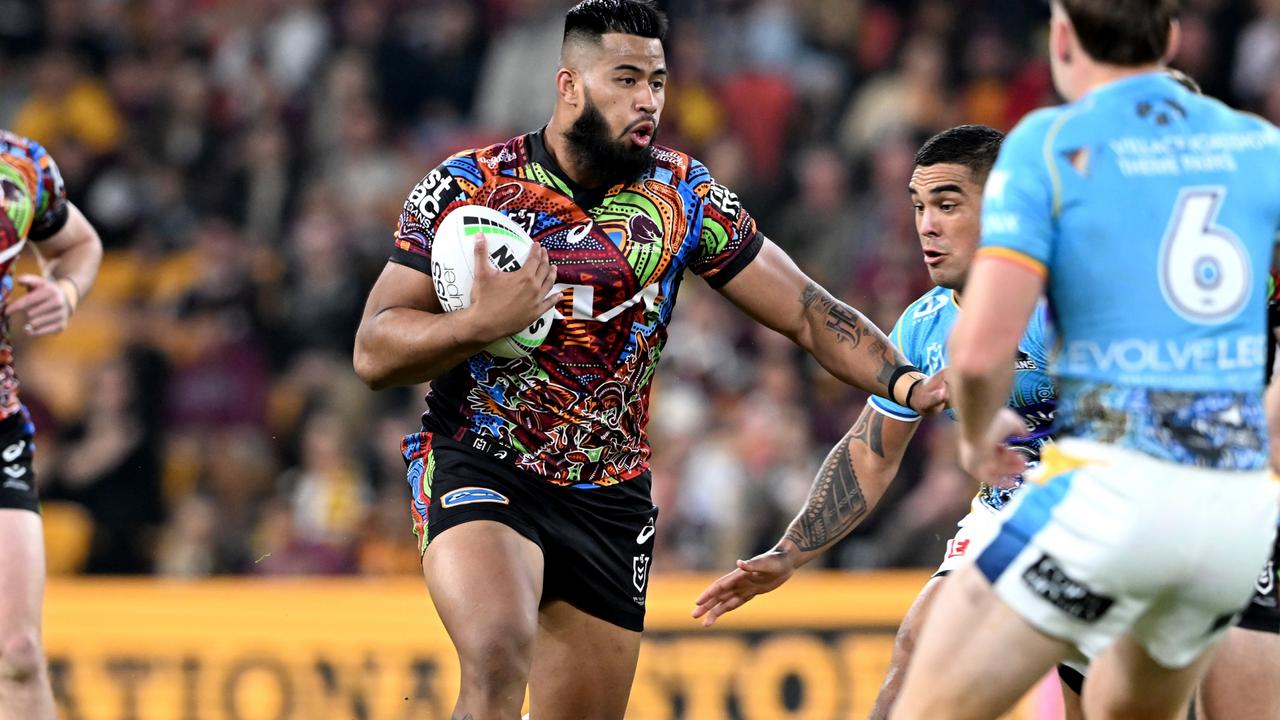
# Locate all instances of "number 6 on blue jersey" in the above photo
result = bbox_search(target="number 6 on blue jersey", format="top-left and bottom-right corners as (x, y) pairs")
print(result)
(1159, 187), (1251, 325)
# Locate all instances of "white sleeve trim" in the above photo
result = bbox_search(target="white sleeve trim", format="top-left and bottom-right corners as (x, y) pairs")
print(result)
(867, 396), (922, 423)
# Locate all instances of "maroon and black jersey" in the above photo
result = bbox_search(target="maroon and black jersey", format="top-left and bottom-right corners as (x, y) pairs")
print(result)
(392, 131), (761, 486)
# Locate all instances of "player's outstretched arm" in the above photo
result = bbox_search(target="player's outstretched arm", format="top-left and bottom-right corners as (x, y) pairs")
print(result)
(4, 203), (102, 336)
(717, 238), (946, 415)
(354, 236), (560, 389)
(948, 255), (1041, 482)
(692, 404), (918, 627)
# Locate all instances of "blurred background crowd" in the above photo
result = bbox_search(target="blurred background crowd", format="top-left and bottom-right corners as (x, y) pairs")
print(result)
(1, 0), (1276, 578)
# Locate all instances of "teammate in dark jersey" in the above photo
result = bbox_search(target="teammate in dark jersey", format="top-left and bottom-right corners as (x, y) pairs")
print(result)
(0, 130), (103, 720)
(353, 2), (945, 717)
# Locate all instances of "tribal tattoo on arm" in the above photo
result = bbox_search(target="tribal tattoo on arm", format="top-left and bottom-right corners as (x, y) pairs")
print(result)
(801, 282), (902, 398)
(784, 431), (869, 553)
(850, 405), (886, 458)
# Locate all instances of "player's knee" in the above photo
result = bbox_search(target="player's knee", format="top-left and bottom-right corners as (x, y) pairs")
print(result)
(458, 626), (534, 694)
(893, 614), (921, 660)
(0, 631), (43, 683)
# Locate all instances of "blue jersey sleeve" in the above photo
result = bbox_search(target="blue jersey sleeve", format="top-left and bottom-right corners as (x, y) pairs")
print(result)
(980, 109), (1060, 275)
(868, 308), (920, 422)
(1023, 300), (1054, 368)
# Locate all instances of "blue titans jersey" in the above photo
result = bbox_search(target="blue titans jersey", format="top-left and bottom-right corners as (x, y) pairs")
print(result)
(869, 287), (1057, 512)
(981, 72), (1280, 471)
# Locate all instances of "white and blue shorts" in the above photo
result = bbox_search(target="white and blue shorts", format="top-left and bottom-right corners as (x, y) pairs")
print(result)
(971, 439), (1280, 669)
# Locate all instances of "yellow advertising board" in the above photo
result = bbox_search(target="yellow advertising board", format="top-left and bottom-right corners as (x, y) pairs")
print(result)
(43, 572), (1061, 719)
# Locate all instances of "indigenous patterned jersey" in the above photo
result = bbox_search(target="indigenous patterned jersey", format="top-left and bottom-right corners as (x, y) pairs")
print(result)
(392, 132), (762, 487)
(0, 131), (69, 418)
(869, 287), (1057, 512)
(982, 73), (1280, 471)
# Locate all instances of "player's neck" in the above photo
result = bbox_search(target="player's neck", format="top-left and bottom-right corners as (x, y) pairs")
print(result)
(543, 118), (601, 189)
(1070, 62), (1164, 101)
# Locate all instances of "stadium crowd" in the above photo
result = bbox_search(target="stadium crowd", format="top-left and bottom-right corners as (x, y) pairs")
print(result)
(1, 0), (1276, 577)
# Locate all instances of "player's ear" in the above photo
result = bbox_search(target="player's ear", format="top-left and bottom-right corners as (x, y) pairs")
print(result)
(1163, 19), (1182, 65)
(1051, 15), (1073, 66)
(556, 68), (581, 108)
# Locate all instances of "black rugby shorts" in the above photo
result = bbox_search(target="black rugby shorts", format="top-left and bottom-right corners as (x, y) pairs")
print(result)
(402, 431), (659, 632)
(0, 410), (38, 513)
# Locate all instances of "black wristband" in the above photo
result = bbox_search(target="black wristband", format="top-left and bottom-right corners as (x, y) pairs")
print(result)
(887, 365), (921, 406)
(904, 378), (922, 411)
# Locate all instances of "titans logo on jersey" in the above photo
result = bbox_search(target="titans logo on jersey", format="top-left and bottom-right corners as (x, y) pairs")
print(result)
(869, 287), (1057, 512)
(392, 132), (762, 487)
(981, 72), (1280, 471)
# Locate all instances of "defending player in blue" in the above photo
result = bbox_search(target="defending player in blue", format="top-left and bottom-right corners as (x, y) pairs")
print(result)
(694, 125), (1080, 718)
(892, 2), (1280, 719)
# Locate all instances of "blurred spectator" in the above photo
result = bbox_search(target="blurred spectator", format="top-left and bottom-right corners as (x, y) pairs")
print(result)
(45, 355), (166, 574)
(1263, 68), (1280, 124)
(839, 34), (954, 158)
(1234, 0), (1280, 105)
(660, 25), (727, 153)
(12, 49), (123, 158)
(772, 146), (861, 286)
(376, 2), (487, 131)
(164, 219), (271, 434)
(286, 410), (370, 548)
(154, 495), (218, 577)
(473, 0), (563, 134)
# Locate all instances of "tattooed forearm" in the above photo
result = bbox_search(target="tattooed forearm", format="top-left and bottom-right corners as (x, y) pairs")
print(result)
(801, 282), (864, 347)
(452, 715), (474, 720)
(800, 282), (823, 309)
(851, 407), (886, 458)
(873, 340), (897, 389)
(785, 432), (869, 552)
(800, 284), (906, 399)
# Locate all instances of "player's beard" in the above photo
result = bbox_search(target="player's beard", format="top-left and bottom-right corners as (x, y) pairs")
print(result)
(563, 94), (656, 188)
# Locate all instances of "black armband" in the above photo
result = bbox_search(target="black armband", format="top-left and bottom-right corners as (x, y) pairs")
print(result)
(904, 378), (923, 411)
(887, 365), (921, 407)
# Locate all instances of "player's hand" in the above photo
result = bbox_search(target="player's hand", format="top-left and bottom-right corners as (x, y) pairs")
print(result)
(4, 274), (74, 336)
(692, 547), (799, 627)
(467, 234), (561, 342)
(907, 370), (948, 415)
(957, 408), (1028, 487)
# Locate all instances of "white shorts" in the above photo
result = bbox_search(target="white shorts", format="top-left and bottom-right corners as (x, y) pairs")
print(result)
(935, 507), (997, 576)
(971, 439), (1280, 669)
(935, 506), (1092, 678)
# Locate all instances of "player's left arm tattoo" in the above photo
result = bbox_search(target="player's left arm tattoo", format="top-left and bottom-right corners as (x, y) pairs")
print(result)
(800, 282), (906, 399)
(784, 432), (869, 553)
(775, 405), (915, 564)
(850, 405), (886, 458)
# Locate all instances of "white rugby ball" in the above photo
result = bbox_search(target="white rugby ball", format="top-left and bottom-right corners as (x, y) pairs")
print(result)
(431, 205), (555, 358)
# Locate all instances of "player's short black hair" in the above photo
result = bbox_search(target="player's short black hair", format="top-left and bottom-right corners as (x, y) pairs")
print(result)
(1056, 0), (1178, 67)
(564, 0), (668, 45)
(914, 125), (1006, 183)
